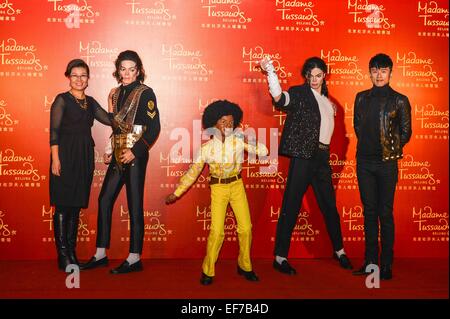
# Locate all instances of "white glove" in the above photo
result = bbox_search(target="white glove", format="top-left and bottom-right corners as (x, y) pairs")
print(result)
(260, 58), (282, 98)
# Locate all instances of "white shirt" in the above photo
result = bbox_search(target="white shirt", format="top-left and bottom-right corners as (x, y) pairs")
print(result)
(311, 88), (335, 145)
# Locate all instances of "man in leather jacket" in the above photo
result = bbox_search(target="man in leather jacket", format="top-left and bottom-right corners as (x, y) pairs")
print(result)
(352, 53), (412, 280)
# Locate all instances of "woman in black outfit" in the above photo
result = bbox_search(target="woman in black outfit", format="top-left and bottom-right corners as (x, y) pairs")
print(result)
(49, 59), (113, 272)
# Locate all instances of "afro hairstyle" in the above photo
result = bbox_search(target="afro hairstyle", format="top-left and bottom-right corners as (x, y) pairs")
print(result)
(202, 100), (243, 129)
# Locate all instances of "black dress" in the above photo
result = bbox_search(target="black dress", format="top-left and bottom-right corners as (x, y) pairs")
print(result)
(49, 92), (111, 208)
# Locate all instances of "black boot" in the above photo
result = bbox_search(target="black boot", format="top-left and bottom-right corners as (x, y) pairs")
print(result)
(53, 209), (71, 272)
(66, 208), (80, 265)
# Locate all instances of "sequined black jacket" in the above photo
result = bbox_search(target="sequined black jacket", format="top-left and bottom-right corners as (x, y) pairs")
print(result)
(354, 86), (412, 161)
(273, 83), (322, 159)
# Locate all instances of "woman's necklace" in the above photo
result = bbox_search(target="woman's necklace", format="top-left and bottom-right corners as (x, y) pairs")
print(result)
(69, 91), (88, 110)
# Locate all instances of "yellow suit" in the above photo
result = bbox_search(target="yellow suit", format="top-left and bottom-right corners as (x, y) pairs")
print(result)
(174, 134), (268, 276)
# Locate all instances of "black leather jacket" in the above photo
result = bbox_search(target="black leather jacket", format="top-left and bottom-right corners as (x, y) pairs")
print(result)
(354, 85), (412, 161)
(274, 83), (322, 159)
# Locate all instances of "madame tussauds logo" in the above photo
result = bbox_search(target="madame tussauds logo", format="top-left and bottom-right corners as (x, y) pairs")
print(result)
(242, 46), (288, 78)
(342, 205), (364, 231)
(0, 149), (41, 181)
(0, 38), (43, 71)
(321, 49), (364, 80)
(48, 0), (95, 18)
(347, 0), (393, 29)
(329, 153), (358, 184)
(79, 41), (119, 67)
(270, 206), (316, 236)
(0, 0), (19, 15)
(161, 43), (209, 76)
(415, 103), (449, 129)
(201, 0), (250, 24)
(412, 206), (449, 233)
(126, 0), (174, 20)
(399, 154), (437, 185)
(0, 99), (14, 127)
(396, 52), (439, 83)
(0, 210), (16, 238)
(418, 1), (449, 27)
(275, 0), (320, 26)
(196, 206), (237, 232)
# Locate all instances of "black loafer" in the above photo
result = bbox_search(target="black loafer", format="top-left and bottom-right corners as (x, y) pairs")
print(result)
(273, 259), (297, 275)
(237, 266), (259, 281)
(333, 253), (353, 269)
(110, 260), (143, 274)
(200, 273), (213, 285)
(79, 256), (109, 270)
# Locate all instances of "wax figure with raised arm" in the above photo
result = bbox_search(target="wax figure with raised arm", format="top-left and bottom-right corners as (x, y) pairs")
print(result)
(260, 56), (353, 275)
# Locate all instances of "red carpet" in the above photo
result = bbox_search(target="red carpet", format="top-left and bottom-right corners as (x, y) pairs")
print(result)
(0, 258), (447, 299)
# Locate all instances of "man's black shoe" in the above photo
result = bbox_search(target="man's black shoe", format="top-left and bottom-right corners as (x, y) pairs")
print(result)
(352, 262), (377, 275)
(237, 266), (259, 281)
(380, 265), (393, 280)
(79, 256), (109, 270)
(200, 273), (213, 285)
(333, 253), (353, 269)
(273, 259), (296, 275)
(110, 260), (143, 274)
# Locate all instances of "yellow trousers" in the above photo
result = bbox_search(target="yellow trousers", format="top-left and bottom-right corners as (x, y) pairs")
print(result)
(202, 179), (253, 277)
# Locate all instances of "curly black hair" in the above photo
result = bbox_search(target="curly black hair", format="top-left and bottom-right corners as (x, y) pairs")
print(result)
(202, 100), (243, 129)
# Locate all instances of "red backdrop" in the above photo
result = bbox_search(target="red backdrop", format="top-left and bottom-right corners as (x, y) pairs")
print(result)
(0, 0), (448, 260)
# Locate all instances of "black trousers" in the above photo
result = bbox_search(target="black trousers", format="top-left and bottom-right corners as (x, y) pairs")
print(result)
(357, 158), (398, 266)
(274, 149), (344, 257)
(96, 153), (148, 254)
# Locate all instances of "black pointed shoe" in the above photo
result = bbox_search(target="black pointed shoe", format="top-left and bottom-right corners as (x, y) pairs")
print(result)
(110, 260), (143, 274)
(380, 265), (393, 280)
(79, 256), (109, 270)
(200, 273), (213, 285)
(273, 259), (297, 275)
(237, 266), (259, 282)
(333, 253), (353, 269)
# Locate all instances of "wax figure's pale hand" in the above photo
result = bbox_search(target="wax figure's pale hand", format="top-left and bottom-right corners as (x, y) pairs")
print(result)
(259, 57), (282, 98)
(260, 57), (275, 73)
(119, 148), (135, 164)
(165, 193), (178, 205)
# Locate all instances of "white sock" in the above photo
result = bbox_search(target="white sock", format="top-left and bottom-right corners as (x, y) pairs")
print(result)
(94, 248), (106, 260)
(126, 253), (140, 265)
(275, 256), (287, 265)
(335, 249), (345, 258)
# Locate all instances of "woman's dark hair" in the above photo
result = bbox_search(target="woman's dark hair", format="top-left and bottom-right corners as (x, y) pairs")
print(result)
(202, 100), (243, 129)
(113, 50), (146, 83)
(369, 53), (393, 70)
(64, 59), (89, 77)
(301, 56), (328, 97)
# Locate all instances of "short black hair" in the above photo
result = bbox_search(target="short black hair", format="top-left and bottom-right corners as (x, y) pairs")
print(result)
(202, 100), (243, 129)
(64, 59), (89, 77)
(113, 50), (146, 83)
(369, 53), (393, 70)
